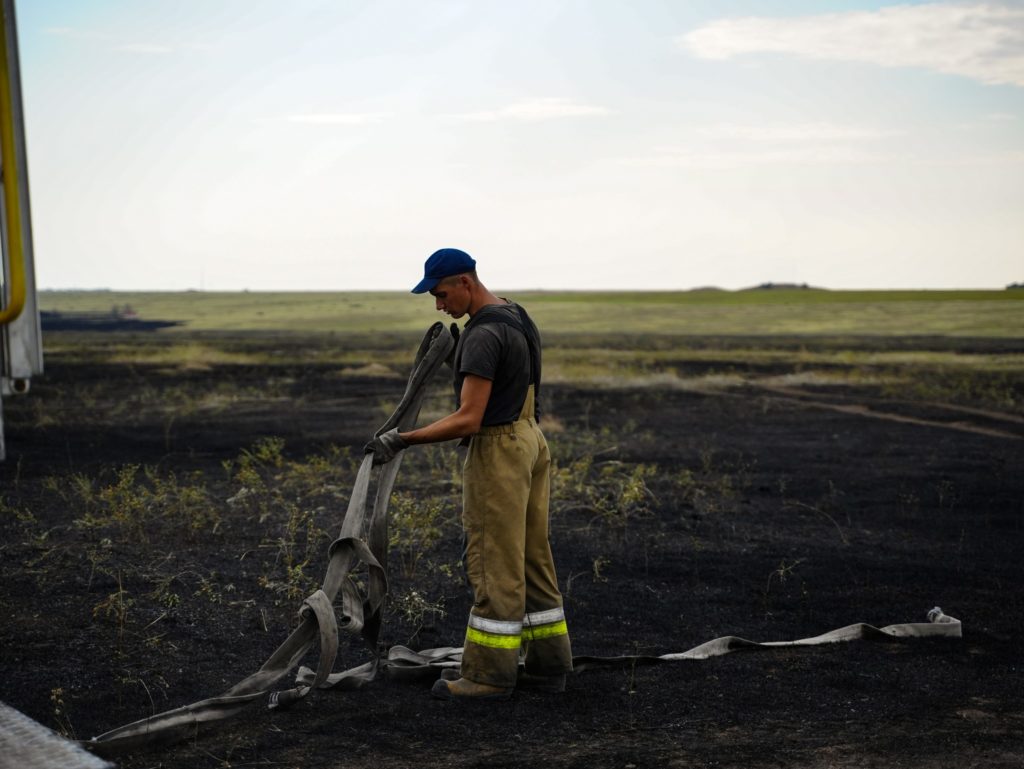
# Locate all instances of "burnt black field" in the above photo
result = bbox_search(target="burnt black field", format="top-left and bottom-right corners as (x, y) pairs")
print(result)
(2, 330), (1022, 769)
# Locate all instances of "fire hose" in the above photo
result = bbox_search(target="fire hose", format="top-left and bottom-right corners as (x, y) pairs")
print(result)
(81, 323), (962, 758)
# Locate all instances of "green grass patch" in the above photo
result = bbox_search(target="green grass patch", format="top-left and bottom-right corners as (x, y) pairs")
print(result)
(40, 289), (1024, 337)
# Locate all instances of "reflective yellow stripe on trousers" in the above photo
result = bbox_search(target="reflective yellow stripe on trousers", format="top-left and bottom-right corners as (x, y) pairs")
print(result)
(465, 608), (569, 648)
(521, 607), (568, 642)
(466, 614), (523, 649)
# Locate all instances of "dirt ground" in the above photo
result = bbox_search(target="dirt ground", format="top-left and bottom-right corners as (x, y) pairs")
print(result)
(2, 333), (1023, 769)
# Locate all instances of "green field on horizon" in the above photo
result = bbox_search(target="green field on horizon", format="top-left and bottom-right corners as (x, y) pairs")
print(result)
(38, 288), (1024, 337)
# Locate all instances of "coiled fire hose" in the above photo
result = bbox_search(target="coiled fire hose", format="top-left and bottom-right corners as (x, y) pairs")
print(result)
(81, 323), (963, 758)
(85, 322), (455, 755)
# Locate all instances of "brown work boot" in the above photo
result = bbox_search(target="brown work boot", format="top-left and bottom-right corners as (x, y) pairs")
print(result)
(431, 677), (512, 701)
(516, 671), (566, 693)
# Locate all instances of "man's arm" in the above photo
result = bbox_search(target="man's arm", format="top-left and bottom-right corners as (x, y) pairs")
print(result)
(400, 374), (493, 445)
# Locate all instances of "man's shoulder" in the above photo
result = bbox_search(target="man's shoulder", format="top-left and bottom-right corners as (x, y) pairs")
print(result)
(472, 302), (522, 322)
(471, 303), (530, 332)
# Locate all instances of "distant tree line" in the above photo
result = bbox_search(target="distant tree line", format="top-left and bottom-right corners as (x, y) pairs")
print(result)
(750, 282), (815, 291)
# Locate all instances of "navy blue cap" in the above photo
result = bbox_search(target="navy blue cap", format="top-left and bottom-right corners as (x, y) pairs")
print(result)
(411, 248), (477, 294)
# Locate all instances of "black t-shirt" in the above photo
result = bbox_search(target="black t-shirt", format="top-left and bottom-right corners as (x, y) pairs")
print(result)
(453, 302), (541, 426)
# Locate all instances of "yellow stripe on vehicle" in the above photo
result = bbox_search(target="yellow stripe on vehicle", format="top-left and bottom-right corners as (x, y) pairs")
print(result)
(0, 4), (26, 325)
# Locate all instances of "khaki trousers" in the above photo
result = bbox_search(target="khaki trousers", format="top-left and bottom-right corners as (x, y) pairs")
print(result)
(460, 386), (573, 688)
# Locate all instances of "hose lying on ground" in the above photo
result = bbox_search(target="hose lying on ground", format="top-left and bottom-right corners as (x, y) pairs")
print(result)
(83, 323), (962, 757)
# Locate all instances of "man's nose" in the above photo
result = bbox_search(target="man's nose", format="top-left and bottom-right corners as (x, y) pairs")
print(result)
(435, 297), (444, 311)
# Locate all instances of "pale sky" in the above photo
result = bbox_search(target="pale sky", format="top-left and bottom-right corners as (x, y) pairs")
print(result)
(16, 1), (1024, 291)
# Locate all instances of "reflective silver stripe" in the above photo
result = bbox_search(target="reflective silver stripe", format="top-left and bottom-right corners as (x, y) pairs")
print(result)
(468, 613), (523, 636)
(523, 607), (564, 627)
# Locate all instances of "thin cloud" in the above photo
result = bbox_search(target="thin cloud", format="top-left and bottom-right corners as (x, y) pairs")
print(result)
(620, 144), (1024, 170)
(284, 113), (391, 125)
(44, 26), (109, 41)
(623, 145), (891, 170)
(621, 121), (903, 169)
(922, 148), (1024, 165)
(114, 43), (174, 55)
(44, 26), (82, 37)
(697, 122), (901, 142)
(451, 97), (612, 122)
(47, 27), (203, 54)
(679, 3), (1024, 87)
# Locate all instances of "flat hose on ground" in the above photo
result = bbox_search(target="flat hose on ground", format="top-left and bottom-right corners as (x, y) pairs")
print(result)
(374, 607), (961, 684)
(82, 322), (964, 757)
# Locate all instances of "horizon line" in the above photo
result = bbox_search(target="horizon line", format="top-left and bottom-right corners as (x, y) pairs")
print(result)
(38, 285), (1024, 294)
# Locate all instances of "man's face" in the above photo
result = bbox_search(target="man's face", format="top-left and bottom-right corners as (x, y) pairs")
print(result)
(430, 276), (470, 318)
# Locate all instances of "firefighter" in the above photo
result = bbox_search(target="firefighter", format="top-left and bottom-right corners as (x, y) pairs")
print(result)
(366, 247), (573, 699)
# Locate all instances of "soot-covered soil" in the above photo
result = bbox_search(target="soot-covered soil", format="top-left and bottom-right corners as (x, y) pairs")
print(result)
(1, 335), (1022, 769)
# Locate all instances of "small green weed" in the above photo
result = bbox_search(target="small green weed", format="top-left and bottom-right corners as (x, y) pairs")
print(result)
(70, 465), (220, 542)
(390, 589), (447, 644)
(388, 491), (455, 578)
(763, 558), (806, 616)
(551, 453), (657, 528)
(93, 572), (135, 651)
(50, 688), (76, 740)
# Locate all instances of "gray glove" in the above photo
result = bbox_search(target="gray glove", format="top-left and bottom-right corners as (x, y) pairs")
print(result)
(364, 427), (408, 465)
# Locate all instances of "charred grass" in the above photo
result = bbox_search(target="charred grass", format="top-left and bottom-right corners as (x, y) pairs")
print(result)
(2, 328), (1023, 768)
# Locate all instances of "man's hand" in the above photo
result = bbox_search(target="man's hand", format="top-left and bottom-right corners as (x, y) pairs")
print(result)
(364, 428), (408, 465)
